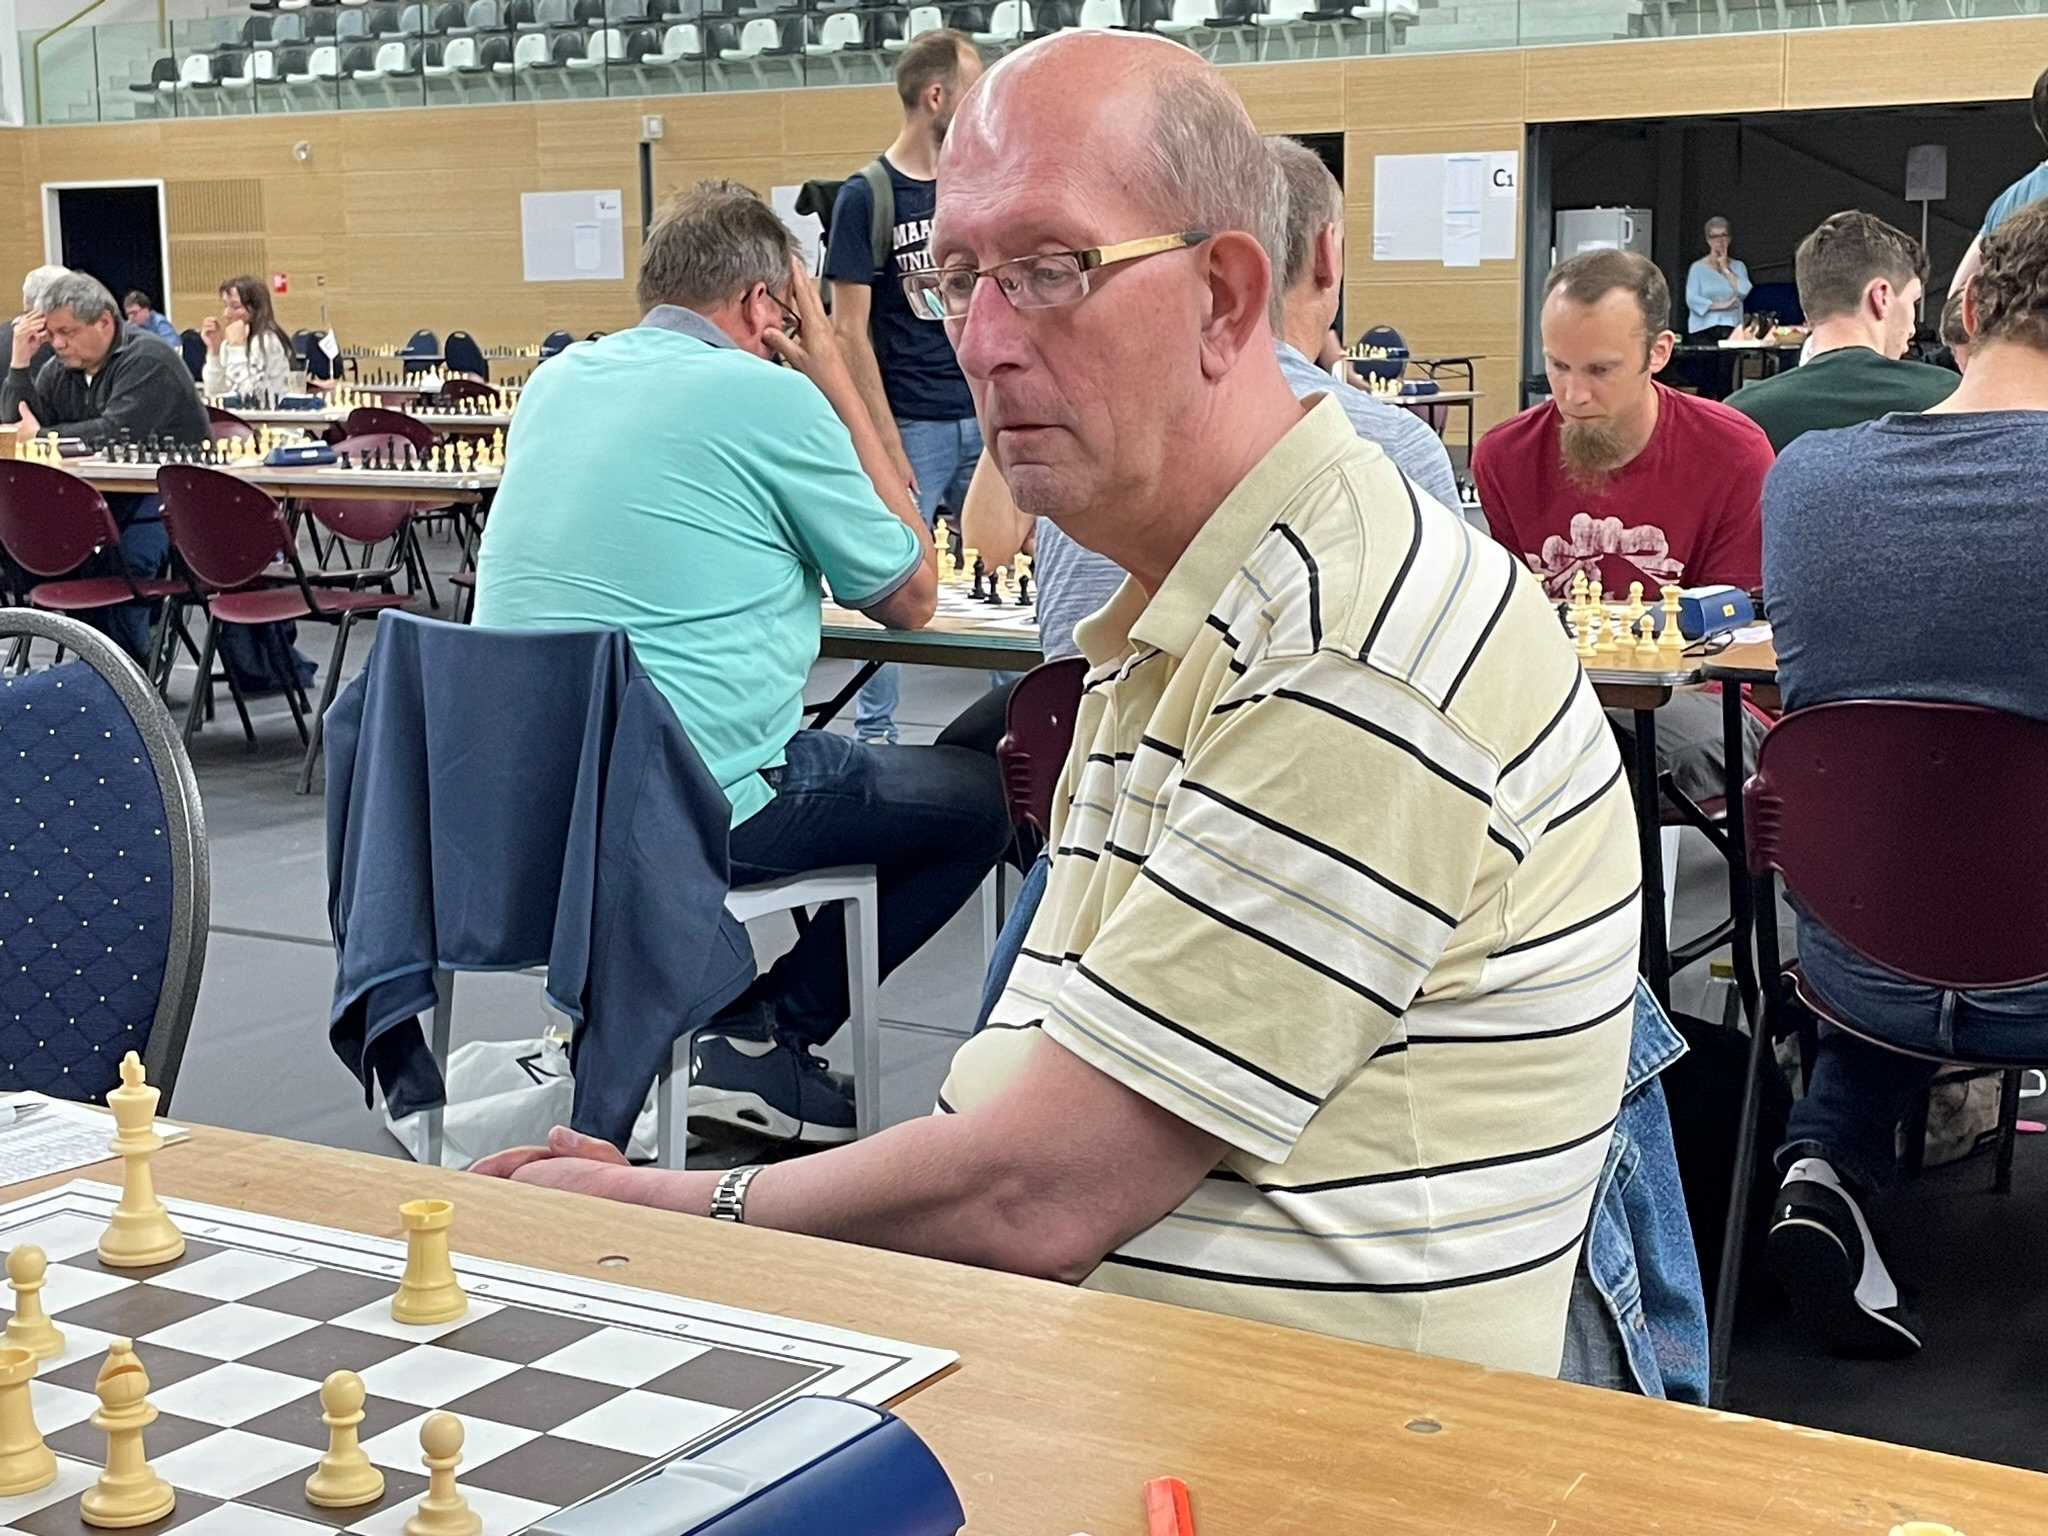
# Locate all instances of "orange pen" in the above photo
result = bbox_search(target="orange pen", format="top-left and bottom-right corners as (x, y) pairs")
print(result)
(1145, 1476), (1196, 1536)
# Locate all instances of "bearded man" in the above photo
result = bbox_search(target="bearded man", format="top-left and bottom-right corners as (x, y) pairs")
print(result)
(1470, 249), (1771, 800)
(1473, 249), (1770, 600)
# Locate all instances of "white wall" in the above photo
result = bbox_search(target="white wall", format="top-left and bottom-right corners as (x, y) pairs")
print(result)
(0, 0), (22, 126)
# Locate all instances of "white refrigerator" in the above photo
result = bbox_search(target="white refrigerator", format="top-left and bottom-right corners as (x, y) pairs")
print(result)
(1553, 207), (1653, 264)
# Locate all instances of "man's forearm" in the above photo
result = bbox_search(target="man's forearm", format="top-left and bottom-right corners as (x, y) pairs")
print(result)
(838, 327), (912, 480)
(588, 1115), (1089, 1282)
(813, 365), (931, 555)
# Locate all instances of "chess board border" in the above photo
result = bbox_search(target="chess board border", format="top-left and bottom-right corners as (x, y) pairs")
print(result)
(0, 1182), (953, 1411)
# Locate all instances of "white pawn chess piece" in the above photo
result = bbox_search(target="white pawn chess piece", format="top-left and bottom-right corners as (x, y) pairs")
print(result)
(97, 1053), (182, 1269)
(5, 1246), (63, 1360)
(403, 1413), (480, 1536)
(305, 1370), (384, 1508)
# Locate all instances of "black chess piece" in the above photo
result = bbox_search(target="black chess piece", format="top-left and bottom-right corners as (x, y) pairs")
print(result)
(339, 451), (353, 469)
(970, 558), (986, 601)
(1017, 571), (1032, 606)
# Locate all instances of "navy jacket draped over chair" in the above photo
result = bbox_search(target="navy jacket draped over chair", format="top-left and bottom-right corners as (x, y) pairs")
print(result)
(324, 611), (754, 1148)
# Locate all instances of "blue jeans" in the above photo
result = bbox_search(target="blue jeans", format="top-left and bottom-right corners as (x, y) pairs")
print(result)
(86, 496), (172, 666)
(855, 415), (983, 743)
(1561, 981), (1708, 1404)
(975, 850), (1049, 1030)
(725, 728), (1009, 1047)
(1778, 915), (2048, 1195)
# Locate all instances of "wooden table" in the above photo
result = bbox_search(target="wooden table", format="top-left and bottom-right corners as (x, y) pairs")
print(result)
(14, 1125), (2042, 1535)
(813, 600), (1042, 726)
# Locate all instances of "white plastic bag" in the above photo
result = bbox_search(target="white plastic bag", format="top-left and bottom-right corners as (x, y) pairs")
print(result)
(385, 1031), (663, 1168)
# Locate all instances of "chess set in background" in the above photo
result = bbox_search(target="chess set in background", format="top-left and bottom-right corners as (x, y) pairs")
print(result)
(323, 386), (525, 415)
(13, 432), (505, 477)
(1564, 571), (1688, 667)
(933, 522), (1033, 613)
(0, 1057), (952, 1536)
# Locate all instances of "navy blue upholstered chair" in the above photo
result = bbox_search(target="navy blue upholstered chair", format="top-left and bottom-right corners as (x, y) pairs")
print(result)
(0, 612), (208, 1108)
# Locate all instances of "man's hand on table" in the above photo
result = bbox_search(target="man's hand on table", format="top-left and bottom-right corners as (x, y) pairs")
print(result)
(14, 402), (40, 438)
(473, 1125), (648, 1201)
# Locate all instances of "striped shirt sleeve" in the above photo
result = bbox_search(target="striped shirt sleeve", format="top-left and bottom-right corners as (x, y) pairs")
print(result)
(1040, 647), (1498, 1164)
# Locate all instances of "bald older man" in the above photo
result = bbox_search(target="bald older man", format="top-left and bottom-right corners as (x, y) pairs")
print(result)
(477, 31), (1639, 1380)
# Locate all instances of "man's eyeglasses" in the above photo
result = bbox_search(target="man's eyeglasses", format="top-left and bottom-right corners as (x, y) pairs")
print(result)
(769, 289), (801, 341)
(902, 232), (1211, 323)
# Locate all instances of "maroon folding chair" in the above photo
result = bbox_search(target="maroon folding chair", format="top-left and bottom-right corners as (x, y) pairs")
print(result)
(1711, 699), (2048, 1401)
(995, 657), (1089, 837)
(157, 464), (410, 794)
(306, 432), (433, 604)
(0, 460), (194, 685)
(433, 378), (498, 406)
(206, 406), (256, 443)
(342, 406), (433, 453)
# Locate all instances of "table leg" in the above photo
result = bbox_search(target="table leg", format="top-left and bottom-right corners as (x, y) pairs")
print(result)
(805, 661), (879, 731)
(1721, 682), (1760, 1030)
(1634, 707), (1672, 1006)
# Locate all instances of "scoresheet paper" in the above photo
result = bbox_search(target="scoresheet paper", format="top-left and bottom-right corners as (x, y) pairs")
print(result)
(0, 1096), (188, 1188)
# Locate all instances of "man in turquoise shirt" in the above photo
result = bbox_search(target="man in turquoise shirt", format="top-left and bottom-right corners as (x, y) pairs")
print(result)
(475, 180), (1009, 1147)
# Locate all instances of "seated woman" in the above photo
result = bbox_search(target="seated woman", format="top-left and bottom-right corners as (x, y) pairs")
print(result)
(201, 275), (295, 400)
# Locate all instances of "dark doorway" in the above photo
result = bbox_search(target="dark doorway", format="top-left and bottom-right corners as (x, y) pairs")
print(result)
(52, 185), (169, 323)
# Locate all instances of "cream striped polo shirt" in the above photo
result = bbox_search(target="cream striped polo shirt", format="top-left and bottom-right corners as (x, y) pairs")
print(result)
(940, 395), (1641, 1376)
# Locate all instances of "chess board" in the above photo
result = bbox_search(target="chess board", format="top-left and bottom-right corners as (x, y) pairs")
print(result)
(0, 1182), (954, 1536)
(930, 580), (1038, 634)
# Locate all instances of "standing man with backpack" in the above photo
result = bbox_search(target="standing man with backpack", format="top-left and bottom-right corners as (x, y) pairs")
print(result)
(826, 29), (984, 745)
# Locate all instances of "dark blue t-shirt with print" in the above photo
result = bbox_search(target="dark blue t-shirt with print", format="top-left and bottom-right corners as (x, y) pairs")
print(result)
(824, 157), (973, 424)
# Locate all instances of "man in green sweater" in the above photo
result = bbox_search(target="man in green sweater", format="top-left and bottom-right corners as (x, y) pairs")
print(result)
(1728, 210), (1956, 452)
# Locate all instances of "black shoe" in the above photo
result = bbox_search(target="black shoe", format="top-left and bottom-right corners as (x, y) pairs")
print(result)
(686, 1005), (856, 1147)
(1767, 1158), (1922, 1358)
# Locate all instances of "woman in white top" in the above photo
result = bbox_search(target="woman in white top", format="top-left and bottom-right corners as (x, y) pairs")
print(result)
(200, 274), (295, 398)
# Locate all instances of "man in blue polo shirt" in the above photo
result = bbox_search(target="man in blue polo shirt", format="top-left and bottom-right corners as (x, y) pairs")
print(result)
(474, 180), (1010, 1148)
(1949, 65), (2048, 302)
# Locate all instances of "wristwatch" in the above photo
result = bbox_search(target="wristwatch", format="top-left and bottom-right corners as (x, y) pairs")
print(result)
(709, 1164), (766, 1224)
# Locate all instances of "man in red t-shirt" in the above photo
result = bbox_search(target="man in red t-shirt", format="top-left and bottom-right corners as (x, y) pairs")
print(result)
(1473, 249), (1772, 601)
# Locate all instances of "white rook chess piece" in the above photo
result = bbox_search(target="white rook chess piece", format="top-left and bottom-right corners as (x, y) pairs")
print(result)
(97, 1054), (182, 1269)
(392, 1199), (466, 1325)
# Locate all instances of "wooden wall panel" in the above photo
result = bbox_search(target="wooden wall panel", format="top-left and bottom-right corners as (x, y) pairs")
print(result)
(1345, 275), (1522, 439)
(1344, 120), (1524, 438)
(1343, 51), (1524, 128)
(0, 134), (36, 294)
(1232, 61), (1346, 133)
(1784, 16), (2048, 110)
(780, 84), (897, 158)
(1522, 35), (1785, 122)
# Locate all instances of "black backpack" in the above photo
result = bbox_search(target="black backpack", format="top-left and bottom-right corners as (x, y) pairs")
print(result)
(806, 160), (893, 317)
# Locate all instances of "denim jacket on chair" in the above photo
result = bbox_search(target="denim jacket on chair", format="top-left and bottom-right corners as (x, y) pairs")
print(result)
(1560, 980), (1709, 1404)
